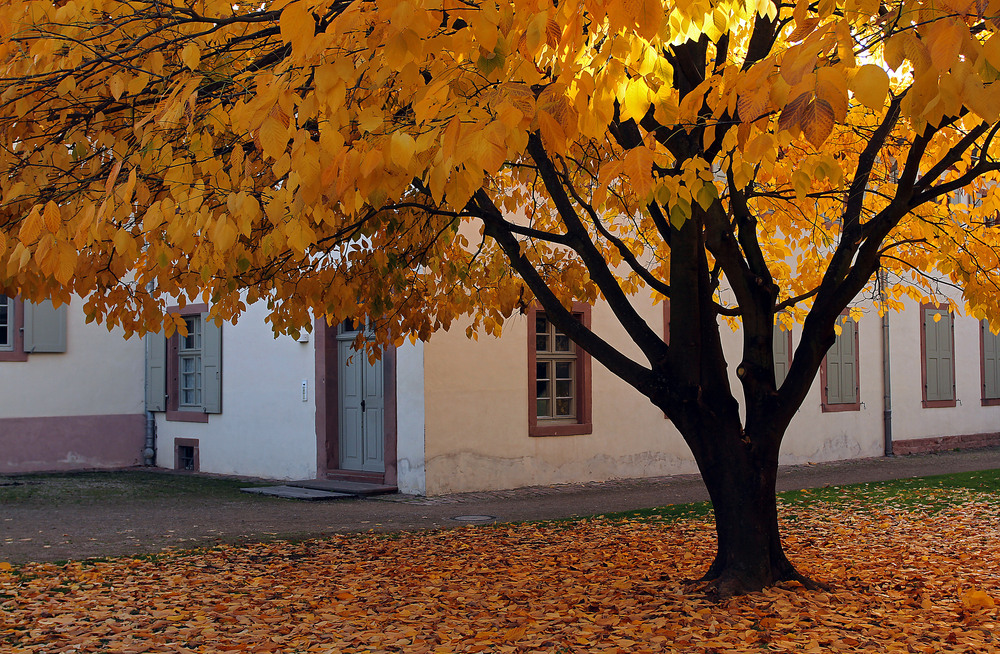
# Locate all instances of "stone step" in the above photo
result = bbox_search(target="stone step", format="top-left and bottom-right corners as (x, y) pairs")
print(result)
(287, 479), (397, 496)
(241, 485), (355, 501)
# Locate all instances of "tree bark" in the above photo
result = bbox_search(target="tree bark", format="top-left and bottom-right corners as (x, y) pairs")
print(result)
(679, 418), (811, 596)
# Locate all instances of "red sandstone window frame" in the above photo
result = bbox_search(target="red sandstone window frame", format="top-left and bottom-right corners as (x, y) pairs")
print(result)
(165, 303), (211, 423)
(980, 319), (1000, 407)
(527, 303), (593, 437)
(0, 295), (27, 362)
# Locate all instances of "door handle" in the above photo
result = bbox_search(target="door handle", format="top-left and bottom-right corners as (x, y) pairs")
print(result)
(361, 399), (366, 412)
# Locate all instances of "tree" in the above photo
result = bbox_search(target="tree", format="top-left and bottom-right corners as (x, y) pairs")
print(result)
(3, 0), (1000, 593)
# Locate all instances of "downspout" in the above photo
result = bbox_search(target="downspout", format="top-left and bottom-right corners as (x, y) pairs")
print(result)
(880, 270), (893, 456)
(143, 333), (157, 466)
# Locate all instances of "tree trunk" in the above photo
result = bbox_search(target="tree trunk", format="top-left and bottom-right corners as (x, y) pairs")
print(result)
(683, 421), (811, 596)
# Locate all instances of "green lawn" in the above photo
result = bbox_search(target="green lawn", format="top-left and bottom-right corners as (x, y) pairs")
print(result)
(598, 468), (1000, 523)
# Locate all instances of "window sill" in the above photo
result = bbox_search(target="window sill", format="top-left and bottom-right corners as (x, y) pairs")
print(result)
(821, 402), (860, 413)
(983, 398), (1000, 407)
(0, 351), (28, 362)
(166, 410), (210, 423)
(529, 421), (593, 437)
(922, 400), (957, 408)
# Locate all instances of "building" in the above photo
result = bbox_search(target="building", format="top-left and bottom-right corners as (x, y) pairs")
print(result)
(4, 285), (999, 491)
(141, 292), (1000, 495)
(0, 295), (146, 473)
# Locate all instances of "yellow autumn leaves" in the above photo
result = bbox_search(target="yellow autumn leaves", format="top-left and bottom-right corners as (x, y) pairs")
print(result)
(0, 0), (999, 339)
(6, 494), (1000, 652)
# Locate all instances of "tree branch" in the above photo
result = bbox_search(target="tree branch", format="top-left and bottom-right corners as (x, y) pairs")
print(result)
(525, 132), (667, 366)
(472, 190), (653, 391)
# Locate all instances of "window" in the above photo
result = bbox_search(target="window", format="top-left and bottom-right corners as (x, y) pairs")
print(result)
(146, 304), (222, 422)
(0, 295), (12, 352)
(174, 438), (200, 472)
(179, 315), (203, 409)
(821, 315), (859, 412)
(921, 304), (955, 407)
(982, 320), (1000, 406)
(0, 296), (66, 362)
(528, 304), (592, 437)
(773, 327), (792, 387)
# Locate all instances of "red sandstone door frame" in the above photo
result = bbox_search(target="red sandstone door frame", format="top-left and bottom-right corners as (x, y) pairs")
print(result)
(314, 321), (397, 484)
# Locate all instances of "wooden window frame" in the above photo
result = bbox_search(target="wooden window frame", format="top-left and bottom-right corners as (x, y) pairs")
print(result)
(528, 303), (593, 437)
(819, 314), (860, 413)
(166, 303), (210, 423)
(920, 302), (957, 408)
(178, 315), (203, 410)
(981, 319), (1000, 406)
(0, 295), (26, 362)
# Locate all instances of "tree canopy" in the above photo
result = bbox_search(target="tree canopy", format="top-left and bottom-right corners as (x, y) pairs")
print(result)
(2, 0), (999, 339)
(4, 0), (1000, 592)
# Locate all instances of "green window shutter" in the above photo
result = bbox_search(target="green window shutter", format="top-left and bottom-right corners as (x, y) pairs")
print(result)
(984, 321), (1000, 400)
(146, 331), (167, 412)
(23, 300), (67, 353)
(201, 314), (222, 414)
(825, 320), (857, 405)
(839, 320), (857, 404)
(773, 329), (790, 387)
(826, 329), (843, 404)
(924, 310), (940, 401)
(938, 313), (954, 401)
(924, 309), (955, 402)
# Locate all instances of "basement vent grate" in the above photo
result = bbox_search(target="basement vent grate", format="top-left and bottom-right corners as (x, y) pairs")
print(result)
(177, 445), (195, 471)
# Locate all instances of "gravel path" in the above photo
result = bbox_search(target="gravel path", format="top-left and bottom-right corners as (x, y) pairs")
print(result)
(4, 448), (1000, 565)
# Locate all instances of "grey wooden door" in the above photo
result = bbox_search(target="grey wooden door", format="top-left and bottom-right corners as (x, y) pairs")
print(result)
(337, 334), (385, 473)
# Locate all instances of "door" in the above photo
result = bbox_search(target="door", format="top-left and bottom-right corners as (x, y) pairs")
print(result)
(337, 329), (385, 473)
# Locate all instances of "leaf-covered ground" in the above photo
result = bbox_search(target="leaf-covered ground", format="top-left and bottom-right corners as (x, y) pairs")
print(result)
(4, 489), (1000, 652)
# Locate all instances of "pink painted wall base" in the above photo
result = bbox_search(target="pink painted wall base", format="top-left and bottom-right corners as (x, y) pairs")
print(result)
(893, 432), (1000, 455)
(0, 414), (146, 473)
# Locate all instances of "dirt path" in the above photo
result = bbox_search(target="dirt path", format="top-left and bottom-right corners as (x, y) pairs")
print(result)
(4, 448), (1000, 565)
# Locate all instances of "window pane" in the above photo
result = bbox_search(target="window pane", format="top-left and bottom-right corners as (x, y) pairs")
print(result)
(554, 332), (571, 352)
(536, 362), (549, 381)
(182, 316), (201, 350)
(536, 379), (550, 399)
(535, 315), (549, 352)
(180, 353), (202, 407)
(555, 361), (572, 379)
(555, 398), (572, 416)
(556, 379), (572, 398)
(0, 297), (8, 348)
(536, 398), (550, 417)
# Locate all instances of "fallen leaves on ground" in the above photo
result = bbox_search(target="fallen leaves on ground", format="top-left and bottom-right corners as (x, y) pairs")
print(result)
(3, 494), (1000, 652)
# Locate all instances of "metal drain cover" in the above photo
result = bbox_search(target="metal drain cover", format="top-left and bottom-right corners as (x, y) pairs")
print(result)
(451, 515), (497, 522)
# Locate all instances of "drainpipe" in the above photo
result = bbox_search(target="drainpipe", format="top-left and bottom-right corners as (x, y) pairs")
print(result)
(880, 270), (893, 456)
(143, 333), (157, 466)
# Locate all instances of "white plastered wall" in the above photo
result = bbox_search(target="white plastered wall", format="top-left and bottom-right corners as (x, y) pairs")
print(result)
(422, 300), (700, 495)
(153, 302), (318, 480)
(421, 295), (893, 495)
(776, 310), (885, 463)
(888, 297), (1000, 442)
(395, 340), (426, 494)
(0, 300), (144, 418)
